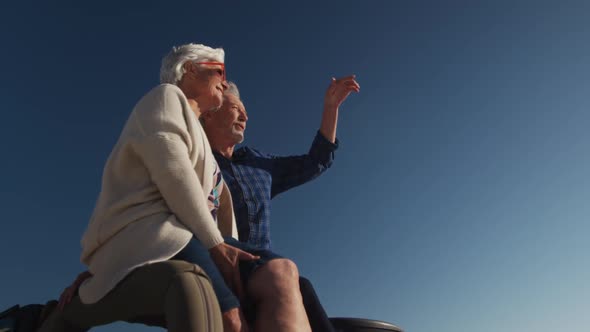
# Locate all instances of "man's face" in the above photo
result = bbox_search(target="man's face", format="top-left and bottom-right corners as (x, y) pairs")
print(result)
(206, 93), (248, 144)
(191, 63), (226, 112)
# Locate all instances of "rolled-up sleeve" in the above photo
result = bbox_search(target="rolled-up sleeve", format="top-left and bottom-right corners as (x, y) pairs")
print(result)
(269, 131), (339, 197)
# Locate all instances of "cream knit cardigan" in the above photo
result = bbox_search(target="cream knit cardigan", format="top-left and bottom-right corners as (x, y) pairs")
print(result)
(78, 84), (238, 304)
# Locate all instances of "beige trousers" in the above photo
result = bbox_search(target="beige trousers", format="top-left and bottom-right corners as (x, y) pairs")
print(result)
(37, 260), (223, 332)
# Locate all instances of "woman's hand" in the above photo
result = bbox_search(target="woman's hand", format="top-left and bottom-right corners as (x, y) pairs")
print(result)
(209, 243), (259, 300)
(58, 270), (92, 311)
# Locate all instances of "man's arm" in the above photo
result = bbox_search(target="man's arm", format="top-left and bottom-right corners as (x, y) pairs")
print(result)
(319, 75), (360, 143)
(269, 75), (360, 197)
(267, 132), (337, 198)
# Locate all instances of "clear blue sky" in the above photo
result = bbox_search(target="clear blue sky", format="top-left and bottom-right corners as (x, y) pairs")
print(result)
(2, 1), (590, 331)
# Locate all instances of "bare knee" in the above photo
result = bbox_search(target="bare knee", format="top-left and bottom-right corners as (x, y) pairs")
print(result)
(263, 258), (300, 282)
(247, 259), (300, 300)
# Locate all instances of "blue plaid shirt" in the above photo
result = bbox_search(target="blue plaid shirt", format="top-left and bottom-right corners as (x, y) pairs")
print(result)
(213, 131), (338, 249)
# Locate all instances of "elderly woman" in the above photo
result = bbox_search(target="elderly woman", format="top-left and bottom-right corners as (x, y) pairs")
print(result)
(38, 43), (255, 332)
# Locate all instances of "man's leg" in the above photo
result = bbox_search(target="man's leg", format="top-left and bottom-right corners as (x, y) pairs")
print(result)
(38, 261), (223, 332)
(246, 258), (311, 332)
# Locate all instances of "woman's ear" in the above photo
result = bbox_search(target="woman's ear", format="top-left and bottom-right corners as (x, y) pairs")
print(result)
(183, 61), (194, 75)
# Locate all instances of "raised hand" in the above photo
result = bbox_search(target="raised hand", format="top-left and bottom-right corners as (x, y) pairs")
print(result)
(324, 75), (360, 111)
(320, 74), (360, 143)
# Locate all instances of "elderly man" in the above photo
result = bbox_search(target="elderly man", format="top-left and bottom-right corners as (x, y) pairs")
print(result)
(200, 77), (360, 331)
(36, 43), (315, 332)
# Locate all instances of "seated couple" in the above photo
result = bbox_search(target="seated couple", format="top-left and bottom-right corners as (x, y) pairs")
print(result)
(38, 43), (360, 332)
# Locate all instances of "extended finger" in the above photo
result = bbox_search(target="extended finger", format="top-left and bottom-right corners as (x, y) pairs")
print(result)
(335, 77), (360, 87)
(234, 247), (259, 261)
(238, 251), (259, 261)
(347, 85), (360, 93)
(346, 79), (360, 88)
(338, 81), (360, 91)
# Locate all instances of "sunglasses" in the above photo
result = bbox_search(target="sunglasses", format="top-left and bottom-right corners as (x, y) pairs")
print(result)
(196, 61), (226, 81)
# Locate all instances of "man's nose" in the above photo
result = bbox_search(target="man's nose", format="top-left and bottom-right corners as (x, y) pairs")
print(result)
(221, 81), (229, 91)
(239, 110), (248, 122)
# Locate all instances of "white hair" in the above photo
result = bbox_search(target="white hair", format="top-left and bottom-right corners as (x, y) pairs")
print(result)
(160, 43), (225, 84)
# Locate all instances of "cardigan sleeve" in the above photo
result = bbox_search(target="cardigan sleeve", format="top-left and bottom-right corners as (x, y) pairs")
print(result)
(131, 85), (224, 249)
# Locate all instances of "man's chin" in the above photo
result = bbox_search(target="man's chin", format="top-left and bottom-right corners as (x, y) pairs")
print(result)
(232, 133), (244, 144)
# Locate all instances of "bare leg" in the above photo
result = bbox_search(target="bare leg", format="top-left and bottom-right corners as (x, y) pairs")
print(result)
(222, 307), (250, 332)
(246, 259), (311, 332)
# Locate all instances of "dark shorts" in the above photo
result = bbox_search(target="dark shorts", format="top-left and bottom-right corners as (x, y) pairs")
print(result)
(223, 237), (283, 287)
(223, 237), (283, 321)
(172, 235), (282, 316)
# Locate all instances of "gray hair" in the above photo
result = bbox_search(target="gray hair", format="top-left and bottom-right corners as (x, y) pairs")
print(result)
(160, 43), (225, 84)
(224, 81), (240, 99)
(201, 81), (242, 127)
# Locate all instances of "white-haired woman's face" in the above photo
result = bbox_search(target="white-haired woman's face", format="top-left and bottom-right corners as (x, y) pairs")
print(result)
(190, 63), (227, 112)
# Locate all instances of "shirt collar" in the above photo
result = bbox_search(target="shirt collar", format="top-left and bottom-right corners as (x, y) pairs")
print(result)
(213, 147), (249, 162)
